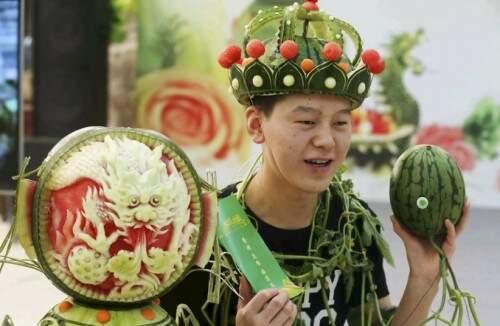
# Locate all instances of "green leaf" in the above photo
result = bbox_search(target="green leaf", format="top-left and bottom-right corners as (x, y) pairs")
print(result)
(344, 272), (354, 301)
(337, 164), (348, 175)
(373, 232), (394, 267)
(362, 219), (373, 247)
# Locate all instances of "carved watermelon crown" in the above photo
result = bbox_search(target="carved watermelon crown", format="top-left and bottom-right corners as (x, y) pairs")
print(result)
(219, 0), (385, 109)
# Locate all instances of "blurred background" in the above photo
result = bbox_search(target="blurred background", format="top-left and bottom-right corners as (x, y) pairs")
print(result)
(0, 0), (499, 324)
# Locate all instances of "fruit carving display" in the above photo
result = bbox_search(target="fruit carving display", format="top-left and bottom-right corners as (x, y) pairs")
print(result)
(349, 30), (424, 170)
(2, 127), (218, 325)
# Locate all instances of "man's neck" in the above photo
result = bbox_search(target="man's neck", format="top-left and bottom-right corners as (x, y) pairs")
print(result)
(244, 167), (319, 230)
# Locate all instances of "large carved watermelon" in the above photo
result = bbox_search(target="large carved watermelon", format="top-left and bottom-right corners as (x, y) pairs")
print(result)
(389, 144), (465, 238)
(14, 127), (218, 325)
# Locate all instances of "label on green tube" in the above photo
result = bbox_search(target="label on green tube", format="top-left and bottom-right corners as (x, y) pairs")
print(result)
(218, 195), (303, 298)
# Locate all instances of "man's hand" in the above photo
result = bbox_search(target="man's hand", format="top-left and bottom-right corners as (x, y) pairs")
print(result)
(389, 200), (471, 325)
(236, 277), (297, 326)
(391, 200), (470, 283)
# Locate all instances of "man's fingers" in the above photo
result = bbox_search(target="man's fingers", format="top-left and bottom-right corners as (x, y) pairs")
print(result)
(244, 288), (280, 316)
(444, 219), (456, 244)
(443, 199), (470, 252)
(284, 302), (298, 326)
(269, 300), (297, 326)
(260, 290), (289, 322)
(442, 218), (458, 258)
(391, 215), (412, 243)
(284, 312), (297, 326)
(455, 200), (470, 236)
(390, 215), (401, 234)
(237, 277), (253, 309)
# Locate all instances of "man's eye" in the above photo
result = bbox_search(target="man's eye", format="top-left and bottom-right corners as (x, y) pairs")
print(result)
(298, 120), (315, 125)
(335, 121), (348, 126)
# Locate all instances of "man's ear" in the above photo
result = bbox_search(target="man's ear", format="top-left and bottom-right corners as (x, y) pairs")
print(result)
(245, 106), (265, 144)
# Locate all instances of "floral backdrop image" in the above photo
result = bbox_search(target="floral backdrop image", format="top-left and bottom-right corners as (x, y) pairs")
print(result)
(134, 0), (251, 186)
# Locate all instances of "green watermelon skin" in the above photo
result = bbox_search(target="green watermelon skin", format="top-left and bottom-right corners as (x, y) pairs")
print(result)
(38, 301), (175, 326)
(389, 145), (465, 238)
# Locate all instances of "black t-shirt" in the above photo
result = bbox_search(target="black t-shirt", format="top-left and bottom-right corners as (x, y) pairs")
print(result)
(161, 183), (389, 325)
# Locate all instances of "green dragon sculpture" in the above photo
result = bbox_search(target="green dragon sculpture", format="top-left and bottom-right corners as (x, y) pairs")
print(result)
(349, 29), (424, 170)
(379, 29), (424, 127)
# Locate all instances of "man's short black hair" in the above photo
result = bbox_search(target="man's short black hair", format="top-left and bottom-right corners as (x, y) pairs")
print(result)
(250, 95), (284, 117)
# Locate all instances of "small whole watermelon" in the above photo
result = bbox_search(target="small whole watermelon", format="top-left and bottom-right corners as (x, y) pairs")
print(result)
(389, 144), (466, 238)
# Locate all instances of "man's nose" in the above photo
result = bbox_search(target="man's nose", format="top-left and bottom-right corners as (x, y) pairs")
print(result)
(312, 125), (335, 149)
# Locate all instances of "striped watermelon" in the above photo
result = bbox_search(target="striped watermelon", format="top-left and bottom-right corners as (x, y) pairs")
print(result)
(389, 144), (465, 238)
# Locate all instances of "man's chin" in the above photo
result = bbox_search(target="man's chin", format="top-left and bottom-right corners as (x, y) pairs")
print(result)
(296, 178), (332, 194)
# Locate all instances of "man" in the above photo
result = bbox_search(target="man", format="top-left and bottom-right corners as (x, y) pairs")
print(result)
(162, 1), (469, 325)
(228, 93), (468, 325)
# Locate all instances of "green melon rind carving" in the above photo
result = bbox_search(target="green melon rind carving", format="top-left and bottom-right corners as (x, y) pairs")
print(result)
(32, 127), (203, 307)
(39, 301), (175, 326)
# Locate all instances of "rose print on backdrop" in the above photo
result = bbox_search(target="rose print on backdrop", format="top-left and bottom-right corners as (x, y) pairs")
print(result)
(135, 0), (251, 170)
(136, 70), (248, 165)
(415, 124), (476, 171)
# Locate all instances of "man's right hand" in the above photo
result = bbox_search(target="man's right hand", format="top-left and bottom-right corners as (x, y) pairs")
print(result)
(236, 277), (297, 326)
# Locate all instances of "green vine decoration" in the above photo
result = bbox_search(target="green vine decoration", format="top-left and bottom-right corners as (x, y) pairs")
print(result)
(202, 153), (480, 325)
(415, 241), (480, 326)
(204, 159), (396, 326)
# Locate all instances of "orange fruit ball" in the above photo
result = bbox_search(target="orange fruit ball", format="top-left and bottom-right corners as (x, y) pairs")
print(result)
(96, 310), (111, 324)
(142, 308), (156, 320)
(300, 58), (315, 73)
(338, 62), (350, 72)
(58, 301), (73, 313)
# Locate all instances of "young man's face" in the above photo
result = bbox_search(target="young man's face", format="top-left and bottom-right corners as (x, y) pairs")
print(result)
(249, 94), (353, 194)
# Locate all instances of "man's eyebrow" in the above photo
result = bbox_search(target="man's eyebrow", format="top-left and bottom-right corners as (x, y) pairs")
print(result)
(338, 108), (352, 114)
(292, 105), (321, 114)
(291, 106), (352, 114)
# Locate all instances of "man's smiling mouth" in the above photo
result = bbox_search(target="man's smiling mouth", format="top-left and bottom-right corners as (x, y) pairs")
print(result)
(304, 159), (333, 167)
